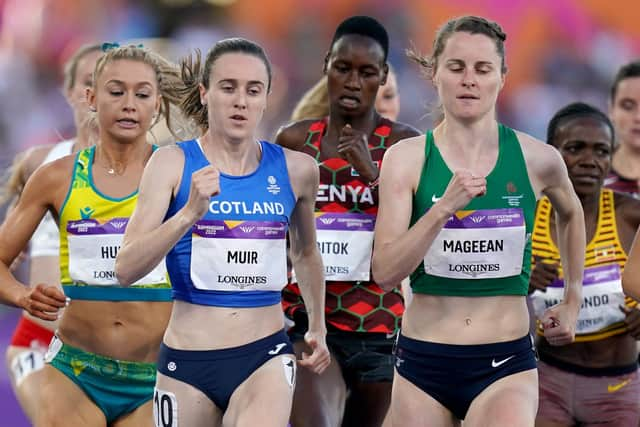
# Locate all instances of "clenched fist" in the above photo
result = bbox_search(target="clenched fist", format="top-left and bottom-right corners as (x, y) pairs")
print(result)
(184, 165), (220, 223)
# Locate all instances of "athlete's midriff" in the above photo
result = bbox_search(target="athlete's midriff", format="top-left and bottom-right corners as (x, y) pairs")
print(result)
(163, 300), (285, 350)
(537, 333), (637, 368)
(402, 293), (530, 344)
(57, 300), (171, 362)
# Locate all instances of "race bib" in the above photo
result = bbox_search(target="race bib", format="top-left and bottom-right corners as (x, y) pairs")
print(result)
(531, 264), (626, 335)
(11, 350), (45, 386)
(191, 220), (287, 292)
(314, 212), (375, 281)
(423, 209), (526, 279)
(153, 389), (178, 427)
(67, 218), (167, 286)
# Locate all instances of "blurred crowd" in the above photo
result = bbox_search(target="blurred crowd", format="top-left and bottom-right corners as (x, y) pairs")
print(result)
(0, 0), (638, 168)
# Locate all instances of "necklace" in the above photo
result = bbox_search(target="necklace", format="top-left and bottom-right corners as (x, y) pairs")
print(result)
(100, 160), (126, 176)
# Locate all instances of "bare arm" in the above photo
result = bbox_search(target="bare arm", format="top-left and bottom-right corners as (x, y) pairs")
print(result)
(285, 149), (330, 373)
(116, 146), (220, 285)
(0, 163), (67, 317)
(623, 231), (640, 301)
(372, 137), (486, 291)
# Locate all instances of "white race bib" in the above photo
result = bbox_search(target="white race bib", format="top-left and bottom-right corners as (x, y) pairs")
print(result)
(11, 349), (45, 386)
(531, 264), (626, 335)
(190, 220), (287, 292)
(423, 208), (526, 279)
(314, 212), (375, 281)
(67, 218), (167, 286)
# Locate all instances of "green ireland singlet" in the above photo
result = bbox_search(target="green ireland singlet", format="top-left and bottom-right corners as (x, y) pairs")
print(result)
(410, 124), (536, 296)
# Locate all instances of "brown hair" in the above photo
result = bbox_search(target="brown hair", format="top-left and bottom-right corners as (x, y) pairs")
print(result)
(610, 60), (640, 102)
(408, 15), (507, 79)
(290, 77), (330, 121)
(92, 45), (186, 138)
(179, 37), (273, 129)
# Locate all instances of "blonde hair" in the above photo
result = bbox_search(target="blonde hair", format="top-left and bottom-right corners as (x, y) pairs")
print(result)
(63, 44), (102, 92)
(93, 45), (188, 138)
(291, 77), (330, 121)
(0, 153), (26, 205)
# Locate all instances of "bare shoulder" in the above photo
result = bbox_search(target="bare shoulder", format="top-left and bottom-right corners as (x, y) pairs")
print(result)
(515, 130), (557, 160)
(384, 133), (426, 164)
(274, 119), (317, 151)
(282, 146), (317, 179)
(613, 191), (640, 227)
(145, 144), (186, 190)
(514, 130), (566, 185)
(23, 154), (76, 207)
(388, 121), (422, 145)
(21, 144), (57, 181)
(150, 143), (185, 164)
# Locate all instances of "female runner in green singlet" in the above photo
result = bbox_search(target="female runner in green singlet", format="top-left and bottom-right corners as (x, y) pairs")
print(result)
(372, 16), (585, 427)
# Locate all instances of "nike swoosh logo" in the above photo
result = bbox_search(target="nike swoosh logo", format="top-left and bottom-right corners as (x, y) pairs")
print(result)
(491, 355), (515, 368)
(432, 195), (442, 203)
(268, 343), (287, 355)
(608, 379), (631, 393)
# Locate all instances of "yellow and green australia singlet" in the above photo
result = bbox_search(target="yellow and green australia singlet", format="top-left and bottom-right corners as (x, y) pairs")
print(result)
(530, 189), (635, 342)
(410, 124), (536, 296)
(58, 146), (171, 301)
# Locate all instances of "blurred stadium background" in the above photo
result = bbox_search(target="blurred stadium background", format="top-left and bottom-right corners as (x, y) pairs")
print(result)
(0, 0), (638, 424)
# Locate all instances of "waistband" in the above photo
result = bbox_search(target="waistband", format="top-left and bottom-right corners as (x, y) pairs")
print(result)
(160, 329), (290, 361)
(48, 336), (157, 380)
(63, 285), (172, 302)
(539, 352), (638, 377)
(397, 334), (534, 359)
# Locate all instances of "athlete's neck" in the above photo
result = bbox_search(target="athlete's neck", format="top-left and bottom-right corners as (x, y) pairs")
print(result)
(434, 116), (499, 169)
(200, 130), (261, 176)
(325, 109), (380, 145)
(74, 124), (95, 152)
(94, 137), (152, 173)
(578, 189), (600, 228)
(612, 143), (640, 179)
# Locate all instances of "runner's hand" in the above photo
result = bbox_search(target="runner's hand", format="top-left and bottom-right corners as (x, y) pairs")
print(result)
(19, 284), (67, 321)
(529, 257), (559, 294)
(621, 304), (640, 339)
(298, 330), (331, 374)
(541, 301), (579, 346)
(184, 165), (220, 223)
(437, 169), (486, 216)
(337, 124), (378, 183)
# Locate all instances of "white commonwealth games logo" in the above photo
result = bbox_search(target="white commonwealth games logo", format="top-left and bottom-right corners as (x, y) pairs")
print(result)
(267, 175), (280, 195)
